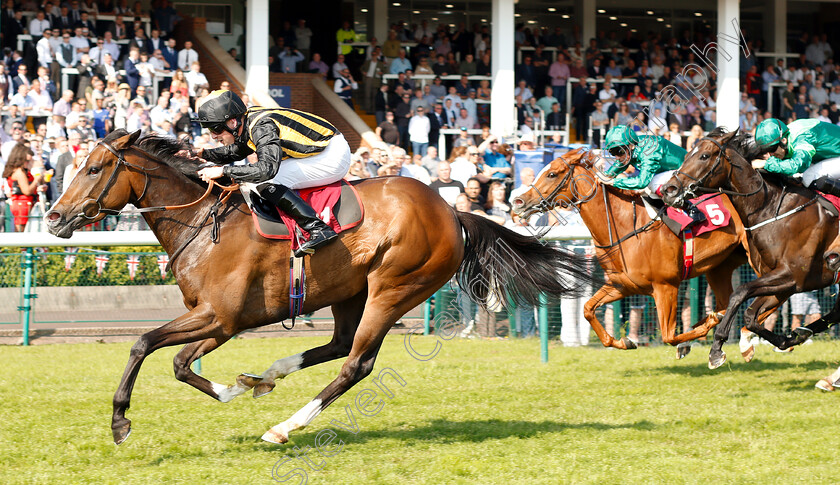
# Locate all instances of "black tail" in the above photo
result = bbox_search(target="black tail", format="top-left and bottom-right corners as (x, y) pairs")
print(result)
(455, 212), (596, 309)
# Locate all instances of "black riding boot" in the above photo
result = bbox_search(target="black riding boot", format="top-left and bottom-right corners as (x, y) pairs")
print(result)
(810, 176), (840, 198)
(684, 203), (706, 226)
(258, 184), (338, 257)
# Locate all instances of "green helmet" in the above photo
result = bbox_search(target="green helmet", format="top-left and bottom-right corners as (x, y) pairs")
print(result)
(755, 118), (789, 151)
(605, 125), (639, 151)
(197, 89), (247, 131)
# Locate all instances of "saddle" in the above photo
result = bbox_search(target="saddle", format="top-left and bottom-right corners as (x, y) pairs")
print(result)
(245, 180), (364, 242)
(756, 169), (840, 218)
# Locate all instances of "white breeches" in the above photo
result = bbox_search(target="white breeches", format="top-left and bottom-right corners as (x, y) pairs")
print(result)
(268, 133), (352, 189)
(802, 157), (840, 186)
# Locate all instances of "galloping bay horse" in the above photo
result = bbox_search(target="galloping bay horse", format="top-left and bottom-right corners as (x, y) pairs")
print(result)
(661, 128), (840, 368)
(510, 148), (747, 358)
(44, 130), (593, 445)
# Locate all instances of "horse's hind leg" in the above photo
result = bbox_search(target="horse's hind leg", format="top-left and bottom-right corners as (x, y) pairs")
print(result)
(234, 291), (369, 400)
(261, 269), (449, 444)
(781, 290), (840, 348)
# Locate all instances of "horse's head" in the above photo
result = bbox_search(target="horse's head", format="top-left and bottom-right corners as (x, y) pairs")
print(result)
(46, 129), (142, 238)
(511, 148), (597, 218)
(661, 128), (741, 208)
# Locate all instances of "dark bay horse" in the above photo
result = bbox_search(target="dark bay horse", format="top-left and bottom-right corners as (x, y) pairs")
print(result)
(661, 128), (840, 368)
(44, 130), (593, 445)
(511, 149), (747, 358)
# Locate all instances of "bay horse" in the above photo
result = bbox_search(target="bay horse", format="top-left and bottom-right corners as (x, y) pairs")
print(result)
(44, 130), (594, 445)
(661, 128), (840, 368)
(510, 148), (748, 358)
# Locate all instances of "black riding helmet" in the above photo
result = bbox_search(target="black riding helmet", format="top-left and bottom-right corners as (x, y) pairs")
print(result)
(197, 89), (248, 136)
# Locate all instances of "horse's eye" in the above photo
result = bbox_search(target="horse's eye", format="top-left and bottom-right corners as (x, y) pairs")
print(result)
(548, 172), (557, 178)
(700, 153), (710, 160)
(89, 166), (101, 175)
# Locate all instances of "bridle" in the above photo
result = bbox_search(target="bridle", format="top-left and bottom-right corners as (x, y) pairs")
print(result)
(669, 136), (765, 205)
(65, 139), (240, 270)
(75, 139), (239, 221)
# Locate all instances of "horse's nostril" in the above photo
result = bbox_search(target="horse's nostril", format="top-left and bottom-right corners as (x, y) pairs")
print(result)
(46, 211), (61, 222)
(827, 253), (839, 263)
(512, 198), (523, 208)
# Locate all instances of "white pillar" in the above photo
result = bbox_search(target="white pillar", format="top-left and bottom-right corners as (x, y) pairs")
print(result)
(491, 0), (516, 136)
(716, 0), (740, 131)
(245, 0), (269, 94)
(771, 0), (786, 66)
(373, 0), (389, 45)
(575, 0), (596, 48)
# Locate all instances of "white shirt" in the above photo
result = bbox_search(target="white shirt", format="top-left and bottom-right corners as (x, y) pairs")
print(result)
(101, 40), (121, 60)
(36, 37), (54, 67)
(177, 48), (199, 70)
(403, 163), (431, 184)
(150, 105), (174, 130)
(185, 70), (208, 96)
(29, 18), (50, 36)
(449, 157), (477, 186)
(407, 115), (430, 144)
(70, 36), (90, 55)
(137, 61), (155, 86)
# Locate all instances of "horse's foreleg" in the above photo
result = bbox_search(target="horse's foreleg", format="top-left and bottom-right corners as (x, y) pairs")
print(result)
(781, 289), (840, 348)
(583, 284), (637, 350)
(649, 283), (692, 359)
(112, 304), (221, 444)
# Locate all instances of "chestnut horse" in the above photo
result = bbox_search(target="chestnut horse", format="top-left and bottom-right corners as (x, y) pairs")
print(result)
(511, 149), (748, 358)
(661, 128), (840, 368)
(45, 130), (593, 445)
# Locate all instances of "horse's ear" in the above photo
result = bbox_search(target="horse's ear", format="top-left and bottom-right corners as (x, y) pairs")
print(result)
(720, 128), (739, 146)
(112, 130), (142, 150)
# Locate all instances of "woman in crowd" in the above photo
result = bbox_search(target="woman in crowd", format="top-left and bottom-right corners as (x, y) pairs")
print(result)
(3, 144), (45, 232)
(685, 124), (704, 149)
(614, 101), (634, 126)
(170, 70), (189, 98)
(483, 180), (512, 226)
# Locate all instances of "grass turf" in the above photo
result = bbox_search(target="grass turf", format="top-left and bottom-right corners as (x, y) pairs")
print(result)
(2, 336), (840, 484)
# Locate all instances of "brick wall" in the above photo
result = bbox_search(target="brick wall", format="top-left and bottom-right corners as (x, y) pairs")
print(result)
(269, 74), (363, 151)
(175, 17), (244, 96)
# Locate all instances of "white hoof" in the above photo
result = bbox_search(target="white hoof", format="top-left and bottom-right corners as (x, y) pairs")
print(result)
(261, 427), (289, 444)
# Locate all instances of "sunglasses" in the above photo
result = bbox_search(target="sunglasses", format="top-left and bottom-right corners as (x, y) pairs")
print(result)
(202, 122), (226, 135)
(609, 146), (629, 157)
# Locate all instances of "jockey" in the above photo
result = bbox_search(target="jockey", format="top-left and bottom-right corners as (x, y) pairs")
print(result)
(599, 125), (705, 223)
(193, 89), (351, 257)
(753, 118), (840, 197)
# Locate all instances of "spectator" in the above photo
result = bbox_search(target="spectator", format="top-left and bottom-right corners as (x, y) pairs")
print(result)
(809, 79), (829, 107)
(4, 143), (49, 231)
(308, 52), (329, 79)
(336, 20), (356, 56)
(454, 107), (477, 130)
(277, 46), (304, 73)
(514, 79), (533, 103)
(184, 61), (209, 105)
(394, 92), (412, 148)
(389, 49), (412, 74)
(333, 67), (357, 108)
(452, 126), (475, 149)
(331, 53), (348, 79)
(294, 19), (313, 61)
(360, 48), (385, 112)
(536, 85), (558, 116)
(177, 40), (199, 71)
(375, 111), (399, 145)
(421, 145), (441, 178)
(123, 48), (141, 95)
(477, 135), (512, 180)
(590, 101), (609, 146)
(382, 30), (401, 60)
(429, 160), (464, 206)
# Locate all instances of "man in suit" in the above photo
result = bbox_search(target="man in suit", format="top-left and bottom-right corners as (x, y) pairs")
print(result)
(128, 27), (148, 53)
(4, 10), (25, 50)
(123, 47), (140, 95)
(74, 11), (95, 33)
(108, 14), (128, 40)
(51, 6), (73, 32)
(12, 64), (31, 93)
(95, 52), (118, 82)
(147, 29), (164, 54)
(161, 38), (178, 72)
(429, 102), (447, 149)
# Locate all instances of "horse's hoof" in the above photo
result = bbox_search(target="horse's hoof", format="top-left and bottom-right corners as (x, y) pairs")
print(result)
(113, 422), (132, 445)
(261, 428), (289, 444)
(620, 337), (638, 350)
(741, 345), (755, 363)
(236, 373), (263, 389)
(816, 378), (835, 392)
(783, 327), (814, 348)
(708, 350), (727, 369)
(253, 381), (276, 398)
(676, 344), (691, 360)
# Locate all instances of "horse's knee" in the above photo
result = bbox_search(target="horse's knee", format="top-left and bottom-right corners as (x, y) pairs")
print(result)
(173, 355), (192, 382)
(129, 336), (150, 360)
(744, 320), (763, 333)
(662, 335), (677, 346)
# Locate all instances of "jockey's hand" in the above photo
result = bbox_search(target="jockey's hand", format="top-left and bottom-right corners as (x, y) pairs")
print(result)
(176, 147), (203, 159)
(751, 159), (766, 170)
(197, 165), (224, 182)
(595, 171), (613, 184)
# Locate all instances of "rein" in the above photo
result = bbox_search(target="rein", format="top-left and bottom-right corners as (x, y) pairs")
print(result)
(743, 196), (818, 232)
(78, 140), (241, 271)
(526, 156), (665, 249)
(670, 136), (766, 202)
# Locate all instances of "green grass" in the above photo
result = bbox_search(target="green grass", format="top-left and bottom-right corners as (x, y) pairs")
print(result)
(2, 336), (840, 484)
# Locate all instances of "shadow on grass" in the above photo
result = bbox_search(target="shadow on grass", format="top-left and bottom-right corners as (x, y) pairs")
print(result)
(225, 418), (657, 451)
(624, 359), (837, 378)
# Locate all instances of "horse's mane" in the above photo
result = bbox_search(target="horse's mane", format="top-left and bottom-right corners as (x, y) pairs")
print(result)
(101, 130), (206, 184)
(707, 126), (764, 160)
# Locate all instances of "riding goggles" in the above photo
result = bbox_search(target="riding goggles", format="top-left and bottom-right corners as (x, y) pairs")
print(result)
(201, 122), (228, 135)
(608, 146), (628, 158)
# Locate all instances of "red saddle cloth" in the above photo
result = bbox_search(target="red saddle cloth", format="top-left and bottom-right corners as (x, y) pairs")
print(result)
(819, 192), (840, 214)
(251, 181), (364, 252)
(665, 194), (732, 237)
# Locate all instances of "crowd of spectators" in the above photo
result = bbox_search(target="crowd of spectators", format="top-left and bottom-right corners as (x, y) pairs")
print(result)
(0, 0), (233, 232)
